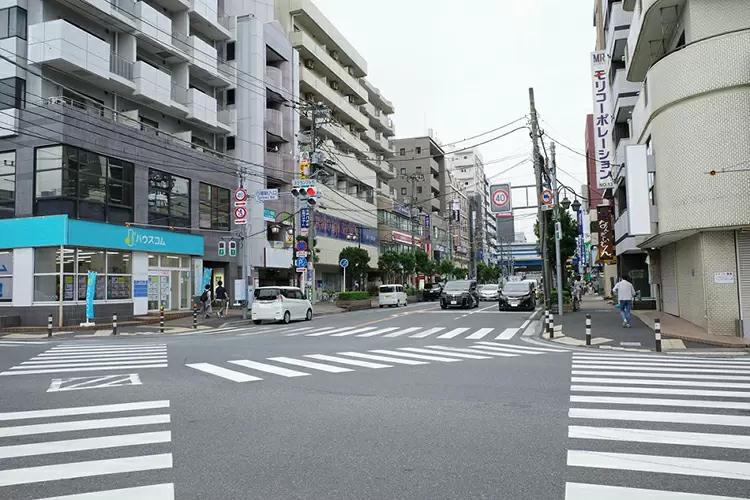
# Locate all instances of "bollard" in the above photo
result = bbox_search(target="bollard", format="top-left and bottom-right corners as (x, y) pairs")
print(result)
(112, 313), (118, 336)
(160, 305), (165, 334)
(47, 314), (53, 338)
(585, 314), (591, 346)
(549, 312), (555, 339)
(655, 317), (662, 352)
(544, 310), (550, 336)
(193, 303), (198, 329)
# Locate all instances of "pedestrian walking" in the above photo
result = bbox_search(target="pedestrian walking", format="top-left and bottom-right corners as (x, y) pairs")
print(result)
(200, 284), (213, 319)
(215, 280), (229, 318)
(612, 276), (636, 328)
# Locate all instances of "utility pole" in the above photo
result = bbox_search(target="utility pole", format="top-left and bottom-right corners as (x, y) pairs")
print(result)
(529, 87), (550, 309)
(551, 142), (564, 316)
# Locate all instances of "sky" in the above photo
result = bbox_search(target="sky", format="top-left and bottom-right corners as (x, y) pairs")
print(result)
(311, 0), (596, 241)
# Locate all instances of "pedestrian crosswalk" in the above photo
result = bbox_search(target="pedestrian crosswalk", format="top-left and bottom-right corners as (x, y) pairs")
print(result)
(0, 400), (173, 498)
(300, 325), (526, 341)
(185, 341), (568, 384)
(564, 352), (750, 500)
(0, 343), (168, 376)
(0, 340), (50, 346)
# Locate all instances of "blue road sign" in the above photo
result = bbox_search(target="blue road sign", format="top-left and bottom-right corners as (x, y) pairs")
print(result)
(296, 257), (308, 268)
(339, 258), (349, 268)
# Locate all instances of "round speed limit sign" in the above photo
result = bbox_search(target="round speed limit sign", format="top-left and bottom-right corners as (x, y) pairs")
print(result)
(492, 189), (509, 208)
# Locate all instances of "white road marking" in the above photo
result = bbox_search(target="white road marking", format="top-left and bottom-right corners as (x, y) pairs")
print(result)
(495, 328), (519, 340)
(571, 377), (750, 389)
(46, 345), (166, 352)
(399, 347), (491, 360)
(569, 425), (750, 450)
(466, 328), (494, 340)
(331, 327), (379, 337)
(305, 354), (392, 369)
(427, 346), (519, 358)
(572, 354), (750, 365)
(369, 349), (462, 363)
(570, 385), (750, 398)
(569, 408), (750, 428)
(1, 364), (168, 375)
(338, 352), (427, 365)
(478, 341), (567, 353)
(409, 327), (445, 338)
(520, 319), (531, 330)
(47, 374), (142, 392)
(571, 362), (750, 374)
(567, 450), (750, 481)
(0, 401), (169, 422)
(186, 363), (261, 382)
(0, 340), (49, 345)
(0, 414), (170, 438)
(228, 360), (309, 378)
(565, 482), (748, 500)
(572, 370), (750, 382)
(0, 431), (171, 459)
(357, 327), (400, 337)
(306, 327), (355, 337)
(570, 395), (750, 410)
(470, 345), (545, 355)
(383, 327), (422, 338)
(0, 453), (173, 487)
(436, 328), (469, 339)
(267, 357), (353, 373)
(33, 353), (166, 361)
(14, 359), (166, 370)
(287, 327), (335, 337)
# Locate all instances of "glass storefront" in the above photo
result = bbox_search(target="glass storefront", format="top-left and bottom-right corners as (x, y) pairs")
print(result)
(147, 254), (193, 311)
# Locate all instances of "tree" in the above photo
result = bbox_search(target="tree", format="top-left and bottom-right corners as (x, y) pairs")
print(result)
(534, 209), (578, 282)
(476, 261), (490, 283)
(453, 267), (469, 279)
(438, 259), (455, 279)
(377, 251), (401, 283)
(339, 247), (370, 290)
(397, 252), (415, 284)
(414, 250), (434, 277)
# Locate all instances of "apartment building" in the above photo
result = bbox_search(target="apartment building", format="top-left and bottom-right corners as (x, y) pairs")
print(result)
(452, 149), (491, 268)
(0, 0), (298, 325)
(274, 0), (396, 291)
(611, 0), (750, 337)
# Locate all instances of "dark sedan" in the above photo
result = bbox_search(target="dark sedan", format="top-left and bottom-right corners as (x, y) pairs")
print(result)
(440, 280), (479, 309)
(498, 282), (536, 311)
(423, 283), (443, 301)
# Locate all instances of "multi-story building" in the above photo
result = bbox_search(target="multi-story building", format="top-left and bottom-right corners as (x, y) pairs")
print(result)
(451, 149), (487, 271)
(0, 0), (299, 325)
(612, 0), (750, 337)
(274, 0), (396, 292)
(483, 174), (497, 263)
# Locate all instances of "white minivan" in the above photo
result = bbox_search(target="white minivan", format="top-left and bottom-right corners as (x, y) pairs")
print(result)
(252, 286), (313, 324)
(378, 284), (407, 308)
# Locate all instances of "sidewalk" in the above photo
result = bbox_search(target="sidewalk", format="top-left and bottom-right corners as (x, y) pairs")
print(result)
(634, 310), (750, 348)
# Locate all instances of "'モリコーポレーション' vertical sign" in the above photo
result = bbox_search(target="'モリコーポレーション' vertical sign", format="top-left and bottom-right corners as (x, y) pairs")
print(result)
(590, 51), (615, 189)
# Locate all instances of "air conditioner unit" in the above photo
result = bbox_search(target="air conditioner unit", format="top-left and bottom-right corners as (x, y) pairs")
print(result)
(348, 124), (355, 132)
(304, 59), (315, 69)
(347, 66), (354, 75)
(330, 81), (339, 91)
(330, 50), (339, 60)
(347, 95), (354, 103)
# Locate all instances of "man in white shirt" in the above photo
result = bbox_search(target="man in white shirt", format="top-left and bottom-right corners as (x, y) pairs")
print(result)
(612, 276), (636, 327)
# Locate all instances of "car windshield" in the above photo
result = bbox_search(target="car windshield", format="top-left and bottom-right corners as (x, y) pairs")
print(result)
(503, 283), (530, 293)
(379, 286), (396, 293)
(255, 288), (279, 300)
(443, 281), (470, 291)
(482, 285), (499, 291)
(424, 283), (439, 290)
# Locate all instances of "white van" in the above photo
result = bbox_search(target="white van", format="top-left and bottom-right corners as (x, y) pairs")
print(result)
(378, 284), (407, 308)
(252, 286), (313, 324)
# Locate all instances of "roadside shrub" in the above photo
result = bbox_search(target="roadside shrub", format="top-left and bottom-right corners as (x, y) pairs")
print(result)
(338, 291), (370, 301)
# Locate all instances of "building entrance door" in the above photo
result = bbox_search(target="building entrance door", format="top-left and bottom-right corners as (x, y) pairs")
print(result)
(148, 272), (172, 311)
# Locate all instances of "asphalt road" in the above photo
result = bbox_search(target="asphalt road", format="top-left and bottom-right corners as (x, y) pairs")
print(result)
(1, 303), (749, 500)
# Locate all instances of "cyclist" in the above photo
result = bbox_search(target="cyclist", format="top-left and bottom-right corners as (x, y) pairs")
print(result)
(215, 280), (229, 318)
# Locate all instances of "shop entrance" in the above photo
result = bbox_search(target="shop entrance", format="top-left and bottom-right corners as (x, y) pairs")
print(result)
(148, 255), (193, 311)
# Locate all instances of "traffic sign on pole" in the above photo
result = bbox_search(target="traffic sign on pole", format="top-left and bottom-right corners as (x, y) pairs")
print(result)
(296, 257), (308, 268)
(339, 258), (349, 268)
(541, 189), (553, 205)
(490, 183), (512, 213)
(295, 240), (308, 252)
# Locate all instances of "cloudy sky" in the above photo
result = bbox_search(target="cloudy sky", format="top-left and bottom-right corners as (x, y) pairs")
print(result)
(312, 0), (596, 240)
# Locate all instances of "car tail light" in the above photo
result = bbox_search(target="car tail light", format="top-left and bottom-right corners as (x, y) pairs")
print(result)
(277, 295), (283, 302)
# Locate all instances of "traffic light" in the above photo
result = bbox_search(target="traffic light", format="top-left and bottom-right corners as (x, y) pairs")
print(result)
(229, 240), (237, 257)
(218, 241), (226, 257)
(292, 186), (319, 206)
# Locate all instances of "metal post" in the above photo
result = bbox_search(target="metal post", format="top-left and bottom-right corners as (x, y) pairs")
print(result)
(551, 142), (564, 317)
(585, 313), (591, 346)
(529, 88), (550, 309)
(544, 310), (550, 337)
(342, 266), (346, 293)
(112, 313), (118, 336)
(655, 317), (662, 352)
(549, 312), (555, 339)
(47, 314), (53, 338)
(160, 305), (165, 334)
(193, 303), (198, 329)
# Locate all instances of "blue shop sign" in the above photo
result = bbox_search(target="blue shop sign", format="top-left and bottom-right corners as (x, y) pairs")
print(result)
(0, 215), (204, 256)
(312, 213), (378, 247)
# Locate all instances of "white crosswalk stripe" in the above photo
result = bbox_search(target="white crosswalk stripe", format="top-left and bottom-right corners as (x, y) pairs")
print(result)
(369, 349), (463, 363)
(1, 344), (169, 376)
(331, 327), (379, 337)
(495, 328), (519, 340)
(564, 353), (750, 499)
(287, 326), (336, 337)
(436, 328), (469, 339)
(291, 325), (547, 340)
(0, 400), (173, 497)
(0, 340), (50, 346)
(383, 327), (422, 338)
(267, 357), (353, 373)
(409, 327), (445, 338)
(478, 341), (569, 353)
(466, 328), (494, 340)
(357, 327), (400, 337)
(228, 360), (309, 378)
(304, 354), (392, 369)
(427, 346), (519, 358)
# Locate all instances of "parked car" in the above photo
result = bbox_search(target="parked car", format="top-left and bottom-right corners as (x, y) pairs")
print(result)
(422, 282), (443, 301)
(478, 284), (500, 301)
(252, 286), (313, 324)
(440, 280), (479, 309)
(378, 284), (407, 307)
(498, 281), (536, 311)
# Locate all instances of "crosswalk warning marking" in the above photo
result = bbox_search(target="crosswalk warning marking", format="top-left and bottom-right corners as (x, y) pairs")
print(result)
(229, 359), (310, 378)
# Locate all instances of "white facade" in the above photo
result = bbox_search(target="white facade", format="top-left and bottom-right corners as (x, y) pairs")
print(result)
(452, 149), (489, 263)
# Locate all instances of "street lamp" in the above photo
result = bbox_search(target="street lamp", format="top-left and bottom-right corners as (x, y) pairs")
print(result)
(571, 198), (582, 212)
(346, 227), (361, 248)
(560, 196), (571, 210)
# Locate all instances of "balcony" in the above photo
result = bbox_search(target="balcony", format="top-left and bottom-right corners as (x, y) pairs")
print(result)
(133, 61), (173, 106)
(265, 108), (284, 140)
(429, 158), (439, 174)
(377, 160), (396, 180)
(379, 114), (395, 137)
(217, 107), (236, 134)
(186, 87), (218, 127)
(362, 79), (395, 115)
(0, 109), (18, 138)
(29, 20), (135, 93)
(300, 66), (368, 129)
(265, 66), (288, 102)
(325, 145), (377, 188)
(318, 120), (368, 154)
(290, 30), (368, 104)
(605, 1), (632, 61)
(64, 0), (136, 31)
(189, 0), (231, 41)
(614, 137), (634, 183)
(133, 1), (188, 62)
(265, 151), (296, 183)
(430, 176), (440, 193)
(187, 35), (231, 86)
(626, 0), (687, 82)
(151, 0), (190, 10)
(612, 68), (641, 122)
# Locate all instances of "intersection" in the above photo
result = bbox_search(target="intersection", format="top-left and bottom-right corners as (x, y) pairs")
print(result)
(1, 305), (749, 499)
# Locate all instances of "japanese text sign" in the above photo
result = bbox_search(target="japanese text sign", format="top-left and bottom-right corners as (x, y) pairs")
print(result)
(590, 51), (615, 190)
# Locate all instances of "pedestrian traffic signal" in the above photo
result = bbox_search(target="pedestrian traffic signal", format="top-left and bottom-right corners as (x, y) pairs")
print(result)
(218, 241), (226, 257)
(229, 240), (237, 257)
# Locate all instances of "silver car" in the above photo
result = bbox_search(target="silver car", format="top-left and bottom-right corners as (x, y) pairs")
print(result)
(478, 284), (500, 301)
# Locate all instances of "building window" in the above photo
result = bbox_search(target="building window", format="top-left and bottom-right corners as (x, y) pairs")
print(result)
(139, 116), (159, 133)
(417, 186), (422, 194)
(199, 182), (230, 230)
(0, 77), (24, 110)
(148, 169), (191, 228)
(400, 168), (406, 175)
(33, 247), (132, 302)
(226, 41), (235, 61)
(0, 7), (27, 40)
(401, 187), (407, 196)
(399, 148), (405, 156)
(226, 88), (235, 106)
(0, 250), (11, 302)
(34, 145), (134, 223)
(226, 137), (235, 151)
(416, 147), (421, 155)
(0, 150), (14, 219)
